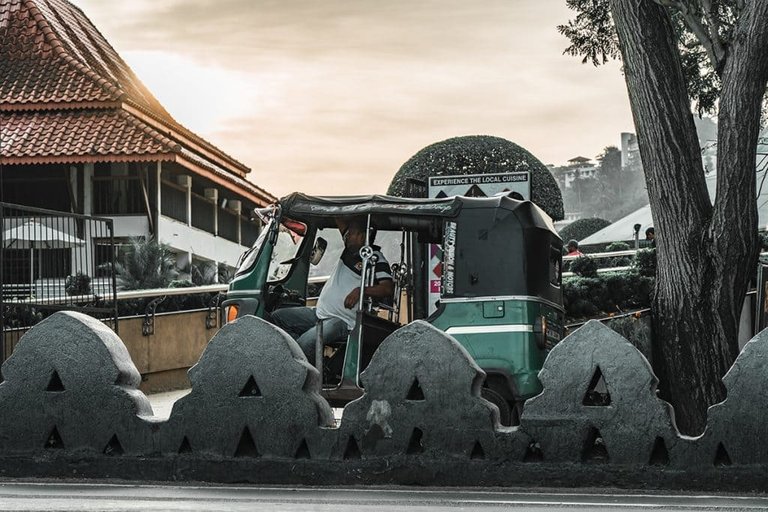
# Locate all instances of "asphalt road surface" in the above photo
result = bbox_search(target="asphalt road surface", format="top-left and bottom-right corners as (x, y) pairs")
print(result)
(0, 483), (766, 511)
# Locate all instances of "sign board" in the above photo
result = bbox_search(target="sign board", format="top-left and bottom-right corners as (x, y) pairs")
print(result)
(426, 172), (531, 314)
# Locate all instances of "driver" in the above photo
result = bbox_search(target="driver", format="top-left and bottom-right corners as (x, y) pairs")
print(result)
(271, 217), (394, 364)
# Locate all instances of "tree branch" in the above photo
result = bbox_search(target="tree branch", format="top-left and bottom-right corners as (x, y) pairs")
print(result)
(652, 0), (726, 73)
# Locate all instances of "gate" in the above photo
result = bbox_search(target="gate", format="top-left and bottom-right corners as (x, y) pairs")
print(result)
(0, 202), (117, 362)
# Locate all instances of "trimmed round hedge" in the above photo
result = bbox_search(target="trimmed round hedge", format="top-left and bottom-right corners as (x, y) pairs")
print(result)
(558, 217), (611, 244)
(387, 135), (564, 221)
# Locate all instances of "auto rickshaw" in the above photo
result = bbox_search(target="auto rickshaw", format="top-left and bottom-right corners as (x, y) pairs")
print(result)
(222, 192), (564, 425)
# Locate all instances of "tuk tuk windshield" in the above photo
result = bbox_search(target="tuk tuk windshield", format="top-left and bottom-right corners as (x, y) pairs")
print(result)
(234, 219), (306, 280)
(267, 221), (306, 282)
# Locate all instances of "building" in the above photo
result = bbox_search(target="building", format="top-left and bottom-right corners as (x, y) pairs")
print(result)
(556, 156), (597, 190)
(0, 0), (276, 286)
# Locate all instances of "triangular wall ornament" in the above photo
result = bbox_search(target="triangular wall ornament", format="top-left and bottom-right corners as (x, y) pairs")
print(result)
(178, 436), (193, 455)
(581, 427), (609, 463)
(582, 366), (611, 406)
(103, 434), (124, 456)
(343, 436), (361, 460)
(238, 375), (262, 397)
(44, 427), (64, 449)
(648, 436), (670, 466)
(294, 439), (311, 459)
(406, 428), (425, 455)
(46, 370), (65, 392)
(470, 440), (485, 460)
(523, 440), (544, 462)
(234, 426), (260, 458)
(406, 377), (425, 401)
(714, 442), (732, 466)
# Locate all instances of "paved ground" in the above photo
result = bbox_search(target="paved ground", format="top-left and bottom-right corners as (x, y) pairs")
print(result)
(0, 483), (766, 511)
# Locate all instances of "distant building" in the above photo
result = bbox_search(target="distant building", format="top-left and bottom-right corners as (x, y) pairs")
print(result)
(555, 156), (597, 190)
(0, 0), (275, 282)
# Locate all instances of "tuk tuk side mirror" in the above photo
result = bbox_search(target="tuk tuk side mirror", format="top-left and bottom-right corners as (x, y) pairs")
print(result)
(310, 237), (328, 266)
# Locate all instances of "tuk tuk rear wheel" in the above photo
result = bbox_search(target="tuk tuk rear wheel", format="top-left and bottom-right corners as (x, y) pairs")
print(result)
(481, 387), (512, 426)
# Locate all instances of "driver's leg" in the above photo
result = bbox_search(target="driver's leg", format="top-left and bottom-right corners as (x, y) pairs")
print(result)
(295, 317), (349, 364)
(271, 306), (316, 340)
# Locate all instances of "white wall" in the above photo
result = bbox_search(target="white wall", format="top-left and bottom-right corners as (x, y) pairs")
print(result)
(158, 216), (246, 267)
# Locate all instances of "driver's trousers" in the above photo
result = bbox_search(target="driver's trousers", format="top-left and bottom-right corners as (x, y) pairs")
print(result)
(271, 306), (350, 364)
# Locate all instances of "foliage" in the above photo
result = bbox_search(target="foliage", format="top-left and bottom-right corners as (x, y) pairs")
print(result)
(558, 217), (610, 243)
(569, 256), (598, 277)
(64, 272), (91, 296)
(1, 304), (43, 329)
(189, 261), (234, 285)
(605, 241), (632, 267)
(633, 248), (657, 278)
(557, 0), (765, 117)
(113, 237), (179, 291)
(387, 135), (564, 221)
(606, 241), (630, 251)
(564, 269), (655, 322)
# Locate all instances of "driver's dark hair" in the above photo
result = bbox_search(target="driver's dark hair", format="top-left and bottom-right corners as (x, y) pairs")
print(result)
(346, 216), (377, 243)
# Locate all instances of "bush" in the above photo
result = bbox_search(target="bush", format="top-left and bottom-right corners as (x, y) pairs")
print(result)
(65, 272), (91, 296)
(569, 256), (598, 277)
(563, 270), (655, 322)
(605, 241), (632, 267)
(558, 218), (611, 243)
(387, 135), (564, 220)
(633, 248), (657, 277)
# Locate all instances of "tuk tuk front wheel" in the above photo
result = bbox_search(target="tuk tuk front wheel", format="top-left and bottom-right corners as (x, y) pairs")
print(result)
(481, 387), (512, 426)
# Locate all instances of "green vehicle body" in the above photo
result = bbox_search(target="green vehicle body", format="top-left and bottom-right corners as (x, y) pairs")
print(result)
(223, 193), (564, 424)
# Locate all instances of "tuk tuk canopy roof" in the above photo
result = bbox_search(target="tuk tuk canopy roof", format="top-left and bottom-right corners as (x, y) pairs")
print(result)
(279, 192), (558, 234)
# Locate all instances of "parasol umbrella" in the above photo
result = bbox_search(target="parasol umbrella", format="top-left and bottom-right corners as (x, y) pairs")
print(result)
(1, 220), (85, 293)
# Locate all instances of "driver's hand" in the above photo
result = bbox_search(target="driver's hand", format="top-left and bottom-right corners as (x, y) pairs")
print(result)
(344, 288), (361, 309)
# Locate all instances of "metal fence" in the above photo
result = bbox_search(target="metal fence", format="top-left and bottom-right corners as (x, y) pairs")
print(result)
(1, 202), (118, 361)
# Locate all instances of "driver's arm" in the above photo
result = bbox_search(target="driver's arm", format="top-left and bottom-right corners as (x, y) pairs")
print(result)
(344, 279), (394, 309)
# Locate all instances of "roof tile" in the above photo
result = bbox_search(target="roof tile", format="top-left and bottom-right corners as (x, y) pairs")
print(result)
(0, 109), (178, 159)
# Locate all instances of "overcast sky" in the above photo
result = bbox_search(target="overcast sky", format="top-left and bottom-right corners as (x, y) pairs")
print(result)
(70, 0), (635, 197)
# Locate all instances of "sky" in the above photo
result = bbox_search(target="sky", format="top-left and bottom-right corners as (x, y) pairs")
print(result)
(70, 0), (636, 198)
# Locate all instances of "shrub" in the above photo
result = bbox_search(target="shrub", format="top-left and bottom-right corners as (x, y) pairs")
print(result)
(387, 135), (564, 220)
(563, 270), (655, 322)
(605, 241), (632, 267)
(569, 256), (598, 277)
(65, 272), (91, 296)
(633, 248), (657, 277)
(558, 218), (611, 243)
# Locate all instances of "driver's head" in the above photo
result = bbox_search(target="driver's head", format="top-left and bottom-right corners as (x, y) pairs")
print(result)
(342, 217), (375, 251)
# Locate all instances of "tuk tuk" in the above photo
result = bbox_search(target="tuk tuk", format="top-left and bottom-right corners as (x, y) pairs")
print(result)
(222, 192), (564, 425)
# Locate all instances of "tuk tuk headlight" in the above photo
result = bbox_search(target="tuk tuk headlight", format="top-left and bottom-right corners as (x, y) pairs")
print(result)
(225, 305), (240, 323)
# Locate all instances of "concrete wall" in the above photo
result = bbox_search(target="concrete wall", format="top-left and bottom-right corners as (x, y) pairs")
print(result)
(119, 311), (218, 393)
(1, 312), (768, 490)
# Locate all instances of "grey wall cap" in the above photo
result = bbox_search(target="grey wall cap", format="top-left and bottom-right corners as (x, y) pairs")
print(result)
(339, 321), (521, 459)
(521, 320), (687, 465)
(0, 311), (153, 455)
(161, 315), (334, 459)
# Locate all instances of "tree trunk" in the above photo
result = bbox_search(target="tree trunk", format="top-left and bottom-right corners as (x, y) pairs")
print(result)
(609, 0), (768, 434)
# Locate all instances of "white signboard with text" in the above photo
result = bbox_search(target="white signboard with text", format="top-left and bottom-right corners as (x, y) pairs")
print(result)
(426, 172), (531, 314)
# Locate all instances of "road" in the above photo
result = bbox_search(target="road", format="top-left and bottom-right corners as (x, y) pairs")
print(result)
(0, 483), (766, 511)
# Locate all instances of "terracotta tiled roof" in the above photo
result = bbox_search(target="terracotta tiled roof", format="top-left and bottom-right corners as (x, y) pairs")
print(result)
(0, 109), (178, 161)
(0, 0), (269, 196)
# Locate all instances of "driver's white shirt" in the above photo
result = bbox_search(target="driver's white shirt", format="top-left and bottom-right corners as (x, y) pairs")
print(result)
(316, 250), (390, 330)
